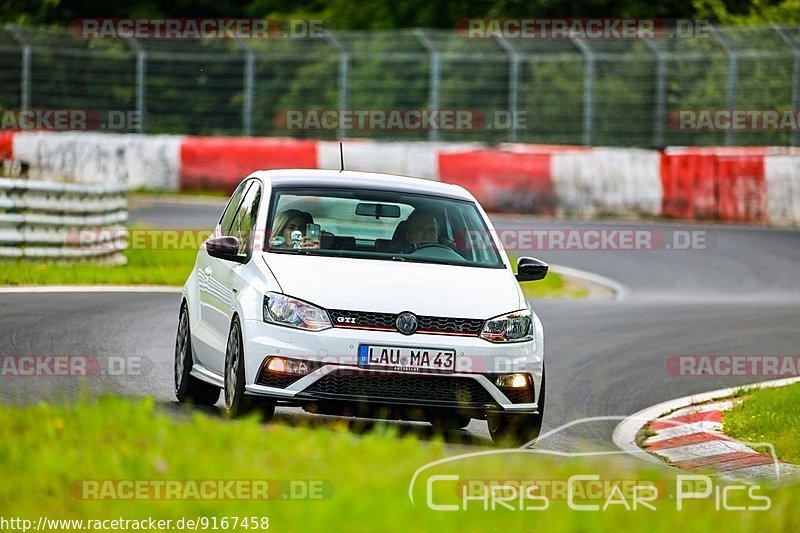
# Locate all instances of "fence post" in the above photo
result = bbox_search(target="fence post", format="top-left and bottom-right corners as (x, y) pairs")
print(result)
(496, 37), (520, 143)
(774, 24), (800, 147)
(9, 27), (31, 111)
(326, 31), (349, 139)
(643, 39), (667, 148)
(413, 29), (441, 142)
(127, 39), (147, 134)
(235, 40), (256, 137)
(572, 38), (595, 146)
(710, 27), (738, 146)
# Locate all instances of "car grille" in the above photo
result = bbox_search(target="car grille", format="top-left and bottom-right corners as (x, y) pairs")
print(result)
(304, 369), (497, 406)
(328, 309), (484, 336)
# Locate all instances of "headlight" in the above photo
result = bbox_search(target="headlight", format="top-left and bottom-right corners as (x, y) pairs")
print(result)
(263, 292), (332, 331)
(480, 309), (533, 343)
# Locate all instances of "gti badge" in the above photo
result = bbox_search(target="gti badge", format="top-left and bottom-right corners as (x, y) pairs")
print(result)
(396, 312), (418, 335)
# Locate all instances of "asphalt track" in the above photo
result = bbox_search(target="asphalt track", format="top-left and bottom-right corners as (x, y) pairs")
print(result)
(2, 197), (799, 453)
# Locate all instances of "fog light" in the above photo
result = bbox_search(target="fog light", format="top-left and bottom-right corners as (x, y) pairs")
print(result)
(495, 373), (529, 388)
(264, 356), (308, 376)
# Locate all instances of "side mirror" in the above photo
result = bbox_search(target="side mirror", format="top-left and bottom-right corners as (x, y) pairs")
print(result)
(207, 236), (245, 263)
(516, 256), (548, 282)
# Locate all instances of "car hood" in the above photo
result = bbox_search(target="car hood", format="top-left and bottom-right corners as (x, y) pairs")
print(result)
(262, 253), (522, 319)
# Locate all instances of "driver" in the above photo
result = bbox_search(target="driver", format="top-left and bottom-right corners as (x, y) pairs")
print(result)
(385, 209), (446, 253)
(404, 209), (440, 247)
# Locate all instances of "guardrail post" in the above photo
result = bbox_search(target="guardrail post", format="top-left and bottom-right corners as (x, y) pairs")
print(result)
(774, 24), (800, 147)
(572, 38), (595, 146)
(9, 27), (31, 111)
(496, 37), (520, 143)
(326, 32), (349, 139)
(710, 27), (738, 146)
(414, 30), (441, 142)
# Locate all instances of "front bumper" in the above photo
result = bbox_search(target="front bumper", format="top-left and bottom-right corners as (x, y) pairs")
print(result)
(242, 319), (543, 418)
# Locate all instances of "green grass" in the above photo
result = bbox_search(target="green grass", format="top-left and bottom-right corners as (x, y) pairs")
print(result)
(0, 249), (196, 286)
(0, 248), (583, 299)
(1, 396), (798, 531)
(725, 383), (800, 464)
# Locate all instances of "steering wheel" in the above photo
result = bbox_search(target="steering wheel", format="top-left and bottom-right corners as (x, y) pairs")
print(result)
(415, 243), (452, 251)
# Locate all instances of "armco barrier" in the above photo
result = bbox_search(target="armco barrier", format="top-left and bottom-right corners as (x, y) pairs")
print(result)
(0, 179), (127, 261)
(2, 130), (800, 226)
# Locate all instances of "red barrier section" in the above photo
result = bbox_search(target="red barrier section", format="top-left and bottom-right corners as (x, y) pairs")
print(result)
(716, 152), (766, 223)
(438, 149), (555, 214)
(0, 130), (14, 160)
(180, 137), (318, 191)
(660, 148), (766, 222)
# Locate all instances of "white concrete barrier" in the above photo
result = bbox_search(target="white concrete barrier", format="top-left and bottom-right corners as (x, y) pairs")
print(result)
(13, 132), (183, 190)
(318, 140), (478, 180)
(765, 154), (800, 226)
(551, 148), (662, 217)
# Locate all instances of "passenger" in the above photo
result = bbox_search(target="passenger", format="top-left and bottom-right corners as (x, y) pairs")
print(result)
(270, 209), (320, 249)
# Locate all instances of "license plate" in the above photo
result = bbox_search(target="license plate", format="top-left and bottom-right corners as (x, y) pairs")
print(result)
(358, 345), (456, 373)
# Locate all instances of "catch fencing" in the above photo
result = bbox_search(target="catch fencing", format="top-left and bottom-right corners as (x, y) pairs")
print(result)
(0, 25), (799, 147)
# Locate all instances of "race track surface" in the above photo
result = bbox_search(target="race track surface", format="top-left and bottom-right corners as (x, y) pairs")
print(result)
(3, 197), (799, 452)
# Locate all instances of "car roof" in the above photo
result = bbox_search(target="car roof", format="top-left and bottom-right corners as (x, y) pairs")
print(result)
(249, 169), (475, 202)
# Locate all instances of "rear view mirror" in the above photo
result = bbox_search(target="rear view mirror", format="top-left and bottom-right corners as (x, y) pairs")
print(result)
(355, 202), (401, 219)
(516, 257), (548, 282)
(206, 236), (246, 263)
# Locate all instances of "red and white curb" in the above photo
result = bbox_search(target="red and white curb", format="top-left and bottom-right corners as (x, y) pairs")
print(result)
(613, 377), (800, 484)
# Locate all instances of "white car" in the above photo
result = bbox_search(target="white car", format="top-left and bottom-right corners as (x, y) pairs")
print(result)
(175, 170), (548, 445)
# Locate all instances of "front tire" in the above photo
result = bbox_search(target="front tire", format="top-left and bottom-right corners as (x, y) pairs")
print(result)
(175, 304), (220, 406)
(223, 317), (275, 420)
(488, 370), (545, 446)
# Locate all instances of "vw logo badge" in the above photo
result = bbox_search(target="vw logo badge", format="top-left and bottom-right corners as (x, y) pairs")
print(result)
(396, 312), (418, 335)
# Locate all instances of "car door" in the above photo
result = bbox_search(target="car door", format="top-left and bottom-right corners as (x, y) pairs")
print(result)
(193, 180), (252, 373)
(203, 180), (263, 375)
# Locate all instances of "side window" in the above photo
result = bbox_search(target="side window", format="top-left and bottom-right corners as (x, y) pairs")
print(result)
(218, 181), (252, 235)
(230, 182), (262, 255)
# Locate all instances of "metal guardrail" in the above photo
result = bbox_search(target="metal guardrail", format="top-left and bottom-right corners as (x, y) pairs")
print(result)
(0, 178), (128, 261)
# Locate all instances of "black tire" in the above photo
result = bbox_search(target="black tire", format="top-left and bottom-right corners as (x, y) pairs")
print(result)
(175, 304), (221, 406)
(223, 317), (275, 420)
(429, 414), (472, 430)
(488, 369), (546, 446)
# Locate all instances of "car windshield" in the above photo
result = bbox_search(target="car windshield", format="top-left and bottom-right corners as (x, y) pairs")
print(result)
(265, 187), (504, 269)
